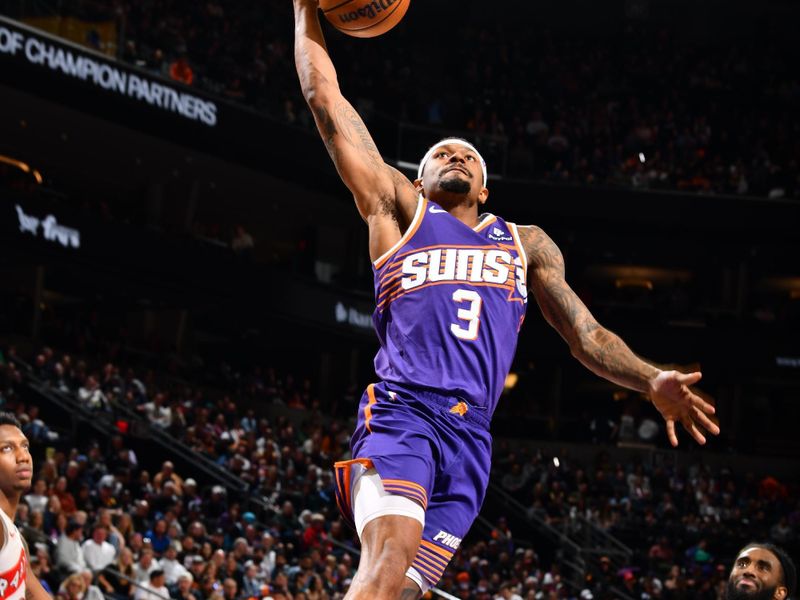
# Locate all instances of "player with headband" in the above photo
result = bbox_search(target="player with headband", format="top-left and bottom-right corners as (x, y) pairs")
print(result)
(293, 1), (720, 598)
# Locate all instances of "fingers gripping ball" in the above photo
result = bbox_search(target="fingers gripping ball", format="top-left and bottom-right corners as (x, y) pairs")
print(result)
(320, 0), (411, 38)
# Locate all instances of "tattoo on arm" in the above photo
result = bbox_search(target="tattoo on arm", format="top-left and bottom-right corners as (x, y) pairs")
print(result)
(316, 106), (338, 163)
(333, 100), (384, 170)
(520, 226), (658, 391)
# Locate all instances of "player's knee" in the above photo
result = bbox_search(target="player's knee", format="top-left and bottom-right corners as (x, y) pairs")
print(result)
(359, 543), (414, 594)
(362, 523), (420, 568)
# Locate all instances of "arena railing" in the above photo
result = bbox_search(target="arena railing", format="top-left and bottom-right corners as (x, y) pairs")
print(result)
(105, 397), (261, 502)
(101, 567), (170, 600)
(14, 356), (266, 509)
(487, 480), (636, 599)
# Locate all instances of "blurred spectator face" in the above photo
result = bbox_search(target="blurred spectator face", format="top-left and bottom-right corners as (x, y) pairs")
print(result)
(190, 557), (205, 574)
(93, 525), (107, 543)
(222, 578), (237, 599)
(140, 548), (154, 566)
(120, 548), (134, 567)
(32, 479), (47, 495)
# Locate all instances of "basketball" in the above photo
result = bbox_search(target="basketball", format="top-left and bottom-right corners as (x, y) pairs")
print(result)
(320, 0), (411, 38)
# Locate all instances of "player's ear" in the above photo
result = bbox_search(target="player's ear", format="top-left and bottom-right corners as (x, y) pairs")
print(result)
(774, 585), (787, 600)
(478, 186), (489, 204)
(414, 178), (424, 194)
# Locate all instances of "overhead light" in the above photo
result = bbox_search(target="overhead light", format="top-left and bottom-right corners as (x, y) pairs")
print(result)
(0, 154), (43, 185)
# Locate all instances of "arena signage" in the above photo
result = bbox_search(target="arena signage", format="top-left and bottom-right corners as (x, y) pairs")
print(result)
(334, 301), (373, 330)
(0, 17), (217, 126)
(14, 203), (81, 249)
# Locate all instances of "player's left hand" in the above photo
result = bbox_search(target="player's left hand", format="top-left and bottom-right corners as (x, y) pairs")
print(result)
(648, 370), (719, 447)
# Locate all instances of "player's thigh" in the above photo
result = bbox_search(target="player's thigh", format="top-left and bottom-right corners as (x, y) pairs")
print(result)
(359, 513), (424, 568)
(408, 425), (491, 591)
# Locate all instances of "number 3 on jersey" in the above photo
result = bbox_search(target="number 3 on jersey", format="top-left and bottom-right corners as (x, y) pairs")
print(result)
(450, 289), (483, 341)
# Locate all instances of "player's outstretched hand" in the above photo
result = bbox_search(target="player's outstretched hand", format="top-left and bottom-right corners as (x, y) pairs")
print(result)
(648, 370), (720, 447)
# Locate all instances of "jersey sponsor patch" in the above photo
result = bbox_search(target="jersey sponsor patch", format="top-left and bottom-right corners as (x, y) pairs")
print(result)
(488, 227), (512, 242)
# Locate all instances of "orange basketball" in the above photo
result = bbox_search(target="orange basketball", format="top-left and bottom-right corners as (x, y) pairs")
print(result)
(320, 0), (411, 38)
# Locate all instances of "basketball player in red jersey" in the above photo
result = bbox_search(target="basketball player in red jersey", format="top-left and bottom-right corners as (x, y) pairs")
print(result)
(0, 413), (51, 600)
(293, 2), (720, 599)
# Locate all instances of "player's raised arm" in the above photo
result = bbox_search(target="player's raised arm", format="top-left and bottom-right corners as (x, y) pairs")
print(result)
(293, 0), (417, 230)
(519, 225), (720, 447)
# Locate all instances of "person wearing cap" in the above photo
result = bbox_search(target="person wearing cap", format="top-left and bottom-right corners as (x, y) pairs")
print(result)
(294, 4), (720, 598)
(726, 543), (796, 600)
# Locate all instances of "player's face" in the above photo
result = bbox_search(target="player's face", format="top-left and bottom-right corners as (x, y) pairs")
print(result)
(0, 426), (33, 494)
(421, 144), (488, 202)
(727, 547), (787, 600)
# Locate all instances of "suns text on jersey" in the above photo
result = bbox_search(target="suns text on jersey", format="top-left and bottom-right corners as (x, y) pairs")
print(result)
(400, 247), (527, 298)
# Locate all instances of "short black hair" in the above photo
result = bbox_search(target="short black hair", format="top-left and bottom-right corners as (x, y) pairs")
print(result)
(0, 412), (22, 430)
(738, 542), (796, 598)
(66, 521), (83, 535)
(150, 569), (165, 580)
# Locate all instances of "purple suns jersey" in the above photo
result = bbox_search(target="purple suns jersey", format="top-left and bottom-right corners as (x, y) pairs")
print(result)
(372, 197), (529, 418)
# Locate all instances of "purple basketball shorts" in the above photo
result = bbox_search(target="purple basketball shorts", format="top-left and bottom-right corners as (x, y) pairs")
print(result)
(334, 381), (492, 586)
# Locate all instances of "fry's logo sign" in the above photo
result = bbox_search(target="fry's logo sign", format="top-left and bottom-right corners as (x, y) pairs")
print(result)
(15, 204), (81, 249)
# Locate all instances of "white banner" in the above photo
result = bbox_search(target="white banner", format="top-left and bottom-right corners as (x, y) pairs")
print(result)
(0, 21), (217, 126)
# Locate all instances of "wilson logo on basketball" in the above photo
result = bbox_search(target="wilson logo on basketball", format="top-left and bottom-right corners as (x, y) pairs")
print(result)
(338, 0), (399, 23)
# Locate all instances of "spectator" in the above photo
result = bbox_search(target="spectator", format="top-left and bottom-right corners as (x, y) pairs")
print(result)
(57, 522), (87, 576)
(105, 547), (136, 599)
(58, 572), (86, 600)
(169, 57), (194, 86)
(81, 570), (106, 600)
(135, 569), (170, 600)
(82, 523), (117, 573)
(25, 479), (50, 514)
(160, 546), (189, 586)
(134, 548), (161, 584)
(169, 572), (198, 600)
(78, 375), (109, 411)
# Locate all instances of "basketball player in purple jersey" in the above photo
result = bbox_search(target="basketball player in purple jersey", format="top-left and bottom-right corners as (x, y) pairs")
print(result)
(293, 1), (720, 598)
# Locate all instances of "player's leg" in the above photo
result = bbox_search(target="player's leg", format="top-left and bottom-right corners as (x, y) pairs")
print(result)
(333, 384), (440, 599)
(397, 578), (424, 600)
(404, 409), (493, 596)
(344, 468), (426, 600)
(346, 514), (423, 599)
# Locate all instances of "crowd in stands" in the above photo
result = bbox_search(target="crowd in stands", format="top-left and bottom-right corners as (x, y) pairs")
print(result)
(493, 443), (799, 599)
(65, 1), (800, 199)
(0, 343), (797, 600)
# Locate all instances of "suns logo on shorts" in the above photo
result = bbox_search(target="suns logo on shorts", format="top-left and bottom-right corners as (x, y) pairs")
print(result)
(433, 530), (462, 550)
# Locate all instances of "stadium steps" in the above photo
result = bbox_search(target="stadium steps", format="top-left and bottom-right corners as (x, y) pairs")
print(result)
(15, 359), (266, 510)
(485, 481), (635, 599)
